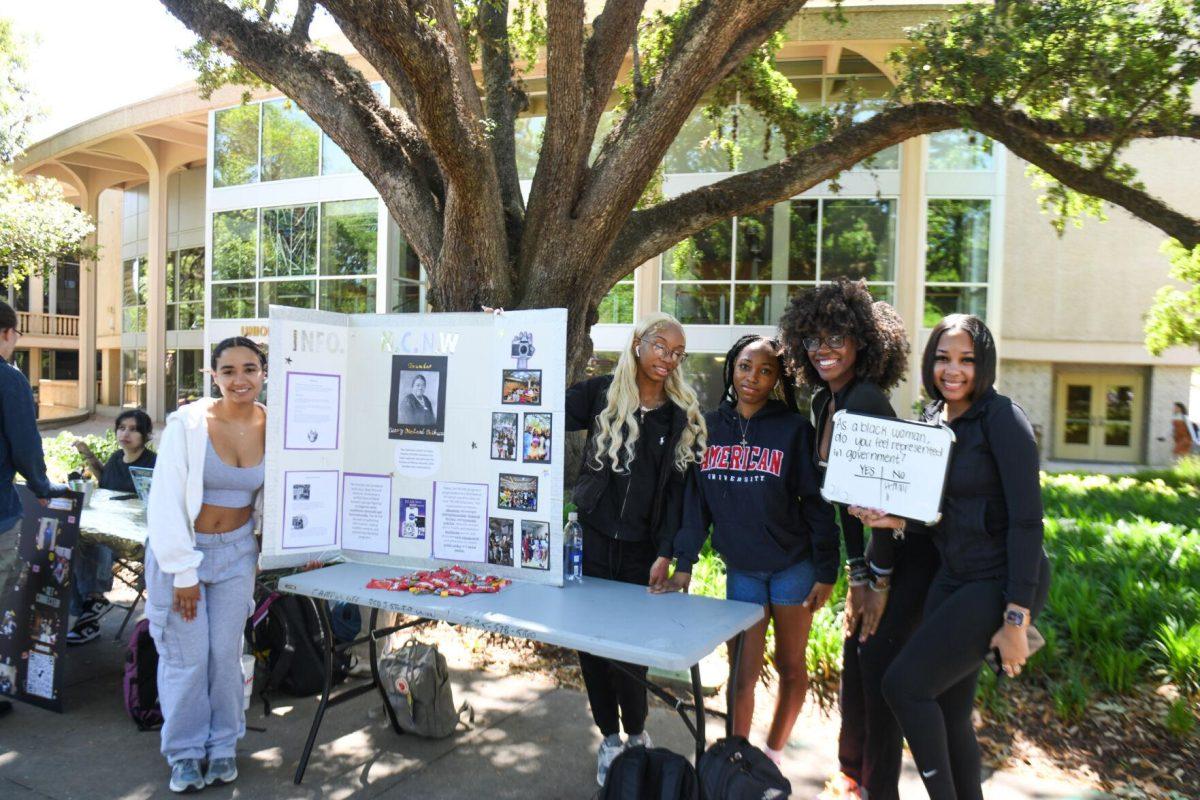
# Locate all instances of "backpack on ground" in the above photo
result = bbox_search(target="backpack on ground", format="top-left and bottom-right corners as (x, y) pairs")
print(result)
(247, 590), (349, 709)
(601, 745), (700, 800)
(123, 618), (163, 731)
(697, 737), (791, 800)
(377, 639), (472, 738)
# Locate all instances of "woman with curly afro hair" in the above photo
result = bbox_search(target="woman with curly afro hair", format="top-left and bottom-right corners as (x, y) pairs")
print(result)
(779, 279), (939, 800)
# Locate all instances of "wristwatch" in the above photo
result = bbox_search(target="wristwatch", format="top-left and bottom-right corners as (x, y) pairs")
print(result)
(1003, 608), (1027, 627)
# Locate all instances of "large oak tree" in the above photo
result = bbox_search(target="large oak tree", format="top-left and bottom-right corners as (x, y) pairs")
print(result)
(162, 0), (1200, 375)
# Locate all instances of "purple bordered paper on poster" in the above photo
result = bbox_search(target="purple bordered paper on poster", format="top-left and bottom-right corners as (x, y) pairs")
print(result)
(281, 470), (340, 550)
(431, 481), (488, 563)
(283, 372), (342, 451)
(340, 473), (392, 555)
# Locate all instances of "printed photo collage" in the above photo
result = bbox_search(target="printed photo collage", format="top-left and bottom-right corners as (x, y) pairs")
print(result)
(489, 333), (552, 573)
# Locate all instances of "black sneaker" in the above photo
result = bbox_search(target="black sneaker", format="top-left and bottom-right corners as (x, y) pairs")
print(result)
(67, 620), (101, 646)
(77, 597), (112, 625)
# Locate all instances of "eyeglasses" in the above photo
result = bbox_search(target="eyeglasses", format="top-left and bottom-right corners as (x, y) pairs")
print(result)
(646, 340), (688, 363)
(802, 334), (848, 351)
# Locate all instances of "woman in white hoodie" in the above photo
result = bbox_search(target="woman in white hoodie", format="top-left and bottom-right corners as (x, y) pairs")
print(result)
(145, 337), (266, 793)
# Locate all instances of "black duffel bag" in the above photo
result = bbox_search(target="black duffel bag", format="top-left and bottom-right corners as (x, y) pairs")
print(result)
(697, 736), (791, 800)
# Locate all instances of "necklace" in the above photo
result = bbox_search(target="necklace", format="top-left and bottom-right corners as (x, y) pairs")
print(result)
(737, 413), (751, 447)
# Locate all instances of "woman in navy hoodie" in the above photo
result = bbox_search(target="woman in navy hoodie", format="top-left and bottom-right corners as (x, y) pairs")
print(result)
(659, 334), (839, 766)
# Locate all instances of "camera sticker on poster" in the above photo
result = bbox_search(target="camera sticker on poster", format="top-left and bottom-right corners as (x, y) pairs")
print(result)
(281, 470), (339, 550)
(399, 498), (427, 540)
(498, 473), (538, 512)
(501, 370), (541, 406)
(389, 355), (448, 441)
(520, 520), (550, 571)
(522, 413), (552, 464)
(487, 517), (514, 567)
(510, 331), (536, 369)
(490, 412), (518, 461)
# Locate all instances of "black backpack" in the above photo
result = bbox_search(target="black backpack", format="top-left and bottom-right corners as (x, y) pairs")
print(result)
(697, 737), (791, 800)
(248, 590), (349, 709)
(601, 746), (699, 800)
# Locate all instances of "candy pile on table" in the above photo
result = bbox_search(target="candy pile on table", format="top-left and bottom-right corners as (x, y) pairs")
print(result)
(366, 565), (511, 597)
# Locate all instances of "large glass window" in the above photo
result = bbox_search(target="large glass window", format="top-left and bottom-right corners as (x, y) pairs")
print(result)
(122, 257), (147, 333)
(121, 348), (147, 409)
(165, 349), (205, 412)
(391, 235), (423, 313)
(924, 199), (991, 326)
(597, 277), (635, 324)
(928, 131), (994, 171)
(212, 210), (257, 281)
(260, 99), (320, 182)
(55, 261), (80, 316)
(661, 198), (896, 326)
(262, 205), (318, 277)
(167, 247), (205, 330)
(213, 104), (260, 187)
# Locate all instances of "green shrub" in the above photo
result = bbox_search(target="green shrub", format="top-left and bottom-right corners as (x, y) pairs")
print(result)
(42, 430), (119, 483)
(1164, 698), (1196, 740)
(1156, 618), (1200, 697)
(1051, 667), (1090, 723)
(976, 667), (1011, 720)
(1090, 644), (1148, 694)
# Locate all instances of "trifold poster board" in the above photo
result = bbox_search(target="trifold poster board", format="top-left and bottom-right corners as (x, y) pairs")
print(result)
(819, 411), (955, 525)
(261, 306), (566, 587)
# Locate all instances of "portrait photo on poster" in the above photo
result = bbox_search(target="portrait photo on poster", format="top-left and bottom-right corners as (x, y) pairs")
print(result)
(389, 355), (448, 441)
(490, 412), (518, 461)
(501, 369), (542, 406)
(35, 519), (58, 552)
(522, 412), (552, 464)
(399, 498), (427, 540)
(520, 520), (550, 571)
(487, 517), (514, 567)
(497, 472), (538, 512)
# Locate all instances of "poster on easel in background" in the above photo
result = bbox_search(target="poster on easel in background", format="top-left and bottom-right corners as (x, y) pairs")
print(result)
(0, 486), (83, 712)
(260, 305), (567, 587)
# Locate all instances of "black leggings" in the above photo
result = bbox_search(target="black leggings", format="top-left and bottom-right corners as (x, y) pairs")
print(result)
(837, 535), (939, 800)
(882, 561), (1049, 800)
(577, 529), (658, 737)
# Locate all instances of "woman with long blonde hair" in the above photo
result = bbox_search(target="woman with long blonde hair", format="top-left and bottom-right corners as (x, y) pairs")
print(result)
(565, 312), (706, 786)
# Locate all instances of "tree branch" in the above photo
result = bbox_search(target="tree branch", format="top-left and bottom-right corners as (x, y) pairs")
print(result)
(479, 0), (525, 266)
(583, 0), (647, 133)
(291, 0), (315, 42)
(159, 0), (443, 261)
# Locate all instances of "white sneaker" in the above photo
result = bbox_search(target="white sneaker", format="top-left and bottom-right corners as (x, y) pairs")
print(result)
(596, 736), (625, 787)
(626, 731), (653, 750)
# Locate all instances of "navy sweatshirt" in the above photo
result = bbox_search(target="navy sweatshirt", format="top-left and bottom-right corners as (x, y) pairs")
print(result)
(673, 399), (840, 583)
(0, 358), (54, 531)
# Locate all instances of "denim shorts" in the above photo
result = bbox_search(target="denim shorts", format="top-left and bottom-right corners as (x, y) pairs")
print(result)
(726, 558), (817, 607)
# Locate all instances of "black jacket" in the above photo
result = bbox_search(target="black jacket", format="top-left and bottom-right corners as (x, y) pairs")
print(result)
(917, 389), (1046, 608)
(674, 400), (840, 582)
(566, 375), (694, 558)
(811, 378), (896, 565)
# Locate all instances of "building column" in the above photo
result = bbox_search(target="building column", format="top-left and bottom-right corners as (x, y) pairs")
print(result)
(145, 166), (169, 422)
(77, 193), (100, 411)
(100, 348), (121, 406)
(894, 135), (928, 416)
(634, 259), (660, 322)
(28, 276), (45, 315)
(28, 347), (43, 385)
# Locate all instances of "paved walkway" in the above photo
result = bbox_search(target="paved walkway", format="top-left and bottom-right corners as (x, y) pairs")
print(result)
(0, 590), (1107, 800)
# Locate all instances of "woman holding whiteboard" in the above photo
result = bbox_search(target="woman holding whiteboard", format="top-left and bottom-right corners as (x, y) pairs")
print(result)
(660, 334), (839, 767)
(565, 312), (706, 786)
(145, 337), (266, 793)
(780, 279), (939, 800)
(854, 314), (1049, 800)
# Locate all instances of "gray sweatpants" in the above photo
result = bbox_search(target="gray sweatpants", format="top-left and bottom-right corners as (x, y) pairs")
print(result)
(145, 522), (257, 765)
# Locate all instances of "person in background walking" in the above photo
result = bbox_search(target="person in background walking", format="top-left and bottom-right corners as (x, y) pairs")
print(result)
(1171, 402), (1199, 458)
(0, 300), (68, 720)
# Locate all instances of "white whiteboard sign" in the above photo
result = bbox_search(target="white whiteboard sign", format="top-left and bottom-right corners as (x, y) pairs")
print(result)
(260, 305), (567, 587)
(819, 411), (955, 525)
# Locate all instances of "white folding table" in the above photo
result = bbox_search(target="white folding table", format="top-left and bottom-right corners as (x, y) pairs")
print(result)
(76, 489), (149, 640)
(278, 562), (764, 784)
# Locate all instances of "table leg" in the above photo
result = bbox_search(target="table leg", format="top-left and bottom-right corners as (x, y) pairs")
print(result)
(368, 608), (405, 735)
(726, 632), (745, 739)
(690, 664), (706, 767)
(294, 598), (335, 785)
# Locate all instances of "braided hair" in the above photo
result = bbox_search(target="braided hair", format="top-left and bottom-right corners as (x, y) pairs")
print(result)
(721, 334), (800, 413)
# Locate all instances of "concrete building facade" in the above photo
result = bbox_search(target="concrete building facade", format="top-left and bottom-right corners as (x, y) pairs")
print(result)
(14, 2), (1199, 465)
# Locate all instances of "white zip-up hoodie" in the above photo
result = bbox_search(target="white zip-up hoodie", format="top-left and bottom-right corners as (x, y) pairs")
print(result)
(146, 397), (265, 588)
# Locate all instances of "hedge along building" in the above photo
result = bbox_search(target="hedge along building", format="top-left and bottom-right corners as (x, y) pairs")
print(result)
(13, 1), (1200, 465)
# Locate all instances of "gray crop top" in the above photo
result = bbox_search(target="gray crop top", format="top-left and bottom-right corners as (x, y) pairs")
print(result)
(202, 438), (265, 508)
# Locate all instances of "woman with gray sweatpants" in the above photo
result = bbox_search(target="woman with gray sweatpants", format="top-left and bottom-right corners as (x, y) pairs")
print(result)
(145, 337), (267, 794)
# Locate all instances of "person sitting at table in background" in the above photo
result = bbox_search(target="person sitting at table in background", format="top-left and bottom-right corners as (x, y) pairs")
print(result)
(779, 280), (938, 800)
(566, 311), (706, 787)
(66, 409), (157, 645)
(145, 337), (266, 793)
(656, 334), (839, 767)
(0, 300), (69, 722)
(854, 314), (1050, 800)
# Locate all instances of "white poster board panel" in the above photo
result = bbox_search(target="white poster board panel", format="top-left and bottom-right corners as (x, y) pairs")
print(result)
(261, 306), (566, 586)
(819, 411), (955, 525)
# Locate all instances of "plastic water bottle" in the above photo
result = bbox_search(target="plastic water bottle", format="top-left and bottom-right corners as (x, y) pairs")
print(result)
(564, 512), (583, 583)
